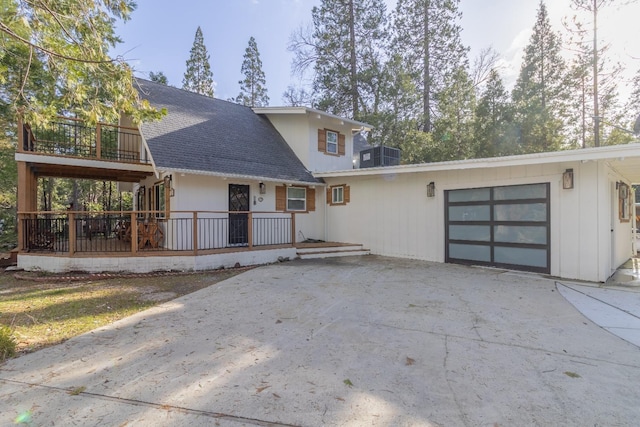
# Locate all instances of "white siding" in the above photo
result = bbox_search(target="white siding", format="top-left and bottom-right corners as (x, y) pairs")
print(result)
(323, 160), (633, 282)
(265, 114), (355, 173)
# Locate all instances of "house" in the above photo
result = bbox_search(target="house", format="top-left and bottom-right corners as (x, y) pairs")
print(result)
(15, 80), (370, 273)
(14, 79), (640, 282)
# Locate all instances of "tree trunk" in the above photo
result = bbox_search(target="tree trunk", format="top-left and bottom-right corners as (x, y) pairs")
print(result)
(422, 0), (431, 132)
(348, 0), (359, 118)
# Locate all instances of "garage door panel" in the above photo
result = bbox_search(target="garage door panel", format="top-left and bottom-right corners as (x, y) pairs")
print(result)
(448, 187), (491, 202)
(494, 247), (547, 268)
(449, 243), (491, 262)
(448, 205), (491, 221)
(494, 225), (547, 244)
(449, 225), (491, 241)
(494, 203), (547, 221)
(493, 183), (547, 200)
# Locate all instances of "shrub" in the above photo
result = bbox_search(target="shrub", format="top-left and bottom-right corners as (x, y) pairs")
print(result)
(0, 325), (16, 362)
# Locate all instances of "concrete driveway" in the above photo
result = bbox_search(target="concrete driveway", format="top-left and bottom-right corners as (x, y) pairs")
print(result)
(1, 256), (639, 426)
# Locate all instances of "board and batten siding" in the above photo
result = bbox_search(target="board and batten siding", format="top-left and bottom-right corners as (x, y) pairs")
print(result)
(323, 160), (633, 282)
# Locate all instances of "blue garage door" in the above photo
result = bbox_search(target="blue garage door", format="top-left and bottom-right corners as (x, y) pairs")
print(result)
(445, 183), (550, 274)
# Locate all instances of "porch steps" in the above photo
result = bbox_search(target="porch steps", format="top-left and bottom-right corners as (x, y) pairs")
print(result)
(296, 243), (370, 259)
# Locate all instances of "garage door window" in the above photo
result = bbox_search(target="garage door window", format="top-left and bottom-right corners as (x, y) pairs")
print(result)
(445, 183), (550, 273)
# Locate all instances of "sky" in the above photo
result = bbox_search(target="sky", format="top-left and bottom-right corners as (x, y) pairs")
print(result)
(113, 0), (640, 106)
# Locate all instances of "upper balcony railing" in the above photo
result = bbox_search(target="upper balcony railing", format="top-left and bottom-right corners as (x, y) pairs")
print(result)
(20, 117), (151, 165)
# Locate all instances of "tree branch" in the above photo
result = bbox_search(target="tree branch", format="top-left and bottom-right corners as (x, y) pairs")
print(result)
(0, 22), (117, 64)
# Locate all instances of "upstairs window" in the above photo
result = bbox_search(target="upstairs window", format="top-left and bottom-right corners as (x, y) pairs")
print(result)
(318, 129), (345, 156)
(326, 130), (338, 154)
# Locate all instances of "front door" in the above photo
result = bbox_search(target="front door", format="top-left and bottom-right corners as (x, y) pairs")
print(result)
(229, 184), (250, 246)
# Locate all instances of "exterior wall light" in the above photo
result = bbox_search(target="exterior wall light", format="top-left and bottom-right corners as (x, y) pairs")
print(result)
(562, 169), (574, 189)
(427, 181), (436, 197)
(259, 182), (266, 194)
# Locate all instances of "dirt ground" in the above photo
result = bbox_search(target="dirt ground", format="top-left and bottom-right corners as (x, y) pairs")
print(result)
(0, 267), (246, 355)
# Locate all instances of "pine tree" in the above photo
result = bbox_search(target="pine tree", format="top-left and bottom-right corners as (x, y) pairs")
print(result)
(236, 37), (269, 107)
(431, 66), (476, 161)
(289, 0), (388, 119)
(627, 68), (640, 132)
(182, 26), (215, 97)
(0, 0), (162, 124)
(392, 0), (469, 132)
(149, 71), (168, 85)
(473, 69), (517, 157)
(511, 1), (567, 153)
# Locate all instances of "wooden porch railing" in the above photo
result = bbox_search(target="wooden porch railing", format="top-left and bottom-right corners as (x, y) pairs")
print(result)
(18, 117), (151, 164)
(18, 210), (296, 256)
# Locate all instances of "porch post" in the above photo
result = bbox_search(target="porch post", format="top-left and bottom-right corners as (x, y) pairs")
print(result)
(193, 212), (198, 255)
(17, 117), (24, 153)
(130, 212), (138, 254)
(16, 162), (27, 250)
(248, 211), (253, 250)
(95, 123), (101, 159)
(68, 212), (76, 255)
(16, 162), (37, 251)
(290, 213), (296, 246)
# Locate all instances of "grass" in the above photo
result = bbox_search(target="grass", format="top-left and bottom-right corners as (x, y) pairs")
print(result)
(0, 268), (244, 358)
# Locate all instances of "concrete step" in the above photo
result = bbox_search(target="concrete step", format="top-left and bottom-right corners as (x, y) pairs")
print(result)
(297, 245), (370, 259)
(296, 244), (365, 254)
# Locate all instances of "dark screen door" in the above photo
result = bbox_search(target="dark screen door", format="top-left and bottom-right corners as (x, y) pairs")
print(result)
(229, 184), (250, 245)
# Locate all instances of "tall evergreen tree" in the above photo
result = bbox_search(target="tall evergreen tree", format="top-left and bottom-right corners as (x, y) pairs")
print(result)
(473, 69), (518, 157)
(236, 37), (269, 107)
(182, 26), (215, 97)
(289, 0), (388, 119)
(392, 0), (468, 132)
(565, 40), (623, 148)
(627, 68), (640, 131)
(430, 66), (476, 161)
(511, 1), (567, 153)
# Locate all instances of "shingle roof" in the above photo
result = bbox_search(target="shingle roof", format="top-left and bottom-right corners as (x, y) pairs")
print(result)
(135, 79), (319, 184)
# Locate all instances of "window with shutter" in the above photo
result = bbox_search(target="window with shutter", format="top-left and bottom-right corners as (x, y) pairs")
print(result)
(318, 129), (345, 157)
(327, 184), (350, 206)
(276, 185), (316, 212)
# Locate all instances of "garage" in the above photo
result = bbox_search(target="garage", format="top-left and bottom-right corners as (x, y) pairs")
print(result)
(445, 183), (550, 274)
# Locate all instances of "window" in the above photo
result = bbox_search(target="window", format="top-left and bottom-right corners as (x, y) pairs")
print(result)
(332, 186), (343, 204)
(318, 129), (345, 156)
(326, 130), (338, 154)
(619, 183), (631, 222)
(327, 184), (350, 206)
(153, 181), (167, 218)
(276, 185), (315, 212)
(136, 186), (145, 218)
(287, 187), (307, 211)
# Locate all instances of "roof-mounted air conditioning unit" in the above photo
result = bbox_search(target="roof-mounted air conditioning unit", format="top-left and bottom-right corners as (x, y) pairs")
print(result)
(359, 145), (401, 168)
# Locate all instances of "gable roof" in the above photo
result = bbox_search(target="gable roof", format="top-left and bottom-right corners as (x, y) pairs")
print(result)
(135, 79), (319, 184)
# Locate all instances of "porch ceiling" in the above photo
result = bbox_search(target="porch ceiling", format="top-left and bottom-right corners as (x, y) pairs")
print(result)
(608, 157), (640, 184)
(29, 163), (153, 182)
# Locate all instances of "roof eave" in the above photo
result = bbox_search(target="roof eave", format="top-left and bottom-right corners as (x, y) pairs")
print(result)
(314, 143), (640, 178)
(252, 106), (372, 131)
(155, 166), (323, 186)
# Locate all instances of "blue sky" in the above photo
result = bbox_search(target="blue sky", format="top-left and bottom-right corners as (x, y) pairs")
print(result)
(114, 0), (640, 105)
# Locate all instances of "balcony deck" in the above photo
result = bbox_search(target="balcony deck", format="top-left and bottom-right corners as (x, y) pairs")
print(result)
(17, 117), (154, 182)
